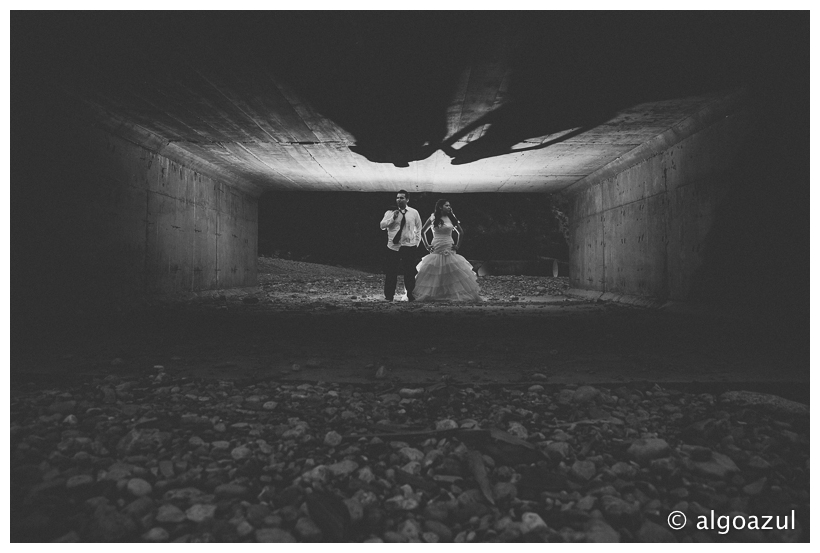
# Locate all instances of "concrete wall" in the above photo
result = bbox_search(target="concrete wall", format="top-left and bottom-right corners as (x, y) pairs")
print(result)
(13, 94), (257, 328)
(84, 128), (258, 299)
(567, 110), (750, 304)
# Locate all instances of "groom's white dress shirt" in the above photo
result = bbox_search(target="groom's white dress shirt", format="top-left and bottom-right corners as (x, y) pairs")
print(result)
(380, 206), (422, 251)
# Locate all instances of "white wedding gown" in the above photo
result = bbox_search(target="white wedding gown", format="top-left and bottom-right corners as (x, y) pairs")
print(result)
(414, 219), (481, 302)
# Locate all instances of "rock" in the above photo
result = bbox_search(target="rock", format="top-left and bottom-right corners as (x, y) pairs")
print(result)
(214, 483), (248, 498)
(435, 419), (458, 430)
(546, 441), (571, 460)
(127, 478), (152, 497)
(600, 495), (640, 526)
(576, 495), (597, 511)
(386, 495), (420, 511)
(383, 531), (407, 543)
(746, 455), (771, 469)
(720, 391), (809, 416)
(742, 477), (767, 496)
(399, 388), (424, 399)
(156, 504), (187, 523)
(245, 504), (271, 526)
(117, 429), (171, 455)
(295, 517), (323, 541)
(521, 512), (547, 533)
(158, 460), (175, 479)
(397, 519), (421, 541)
(398, 447), (424, 463)
(572, 386), (600, 404)
(89, 505), (138, 541)
(528, 385), (545, 393)
(610, 461), (636, 478)
(423, 502), (450, 522)
(101, 387), (117, 403)
(51, 530), (80, 543)
(693, 452), (740, 479)
(123, 496), (154, 518)
(585, 518), (620, 542)
(255, 528), (296, 542)
(162, 487), (209, 503)
(343, 498), (364, 523)
(263, 401), (278, 410)
(324, 431), (342, 446)
(650, 457), (678, 475)
(507, 422), (529, 438)
(66, 474), (95, 490)
(328, 460), (359, 477)
(356, 466), (376, 483)
(302, 465), (330, 483)
(422, 531), (440, 543)
(637, 520), (677, 542)
(423, 519), (453, 542)
(493, 482), (517, 502)
(681, 444), (713, 462)
(571, 460), (597, 481)
(236, 520), (254, 538)
(400, 461), (421, 475)
(627, 438), (670, 463)
(186, 504), (217, 523)
(143, 527), (169, 542)
(231, 446), (252, 460)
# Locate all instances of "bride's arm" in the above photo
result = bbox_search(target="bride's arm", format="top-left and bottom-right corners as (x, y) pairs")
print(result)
(421, 217), (433, 251)
(453, 224), (464, 250)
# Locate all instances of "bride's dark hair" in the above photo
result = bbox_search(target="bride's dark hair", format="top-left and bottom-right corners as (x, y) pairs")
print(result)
(433, 199), (460, 228)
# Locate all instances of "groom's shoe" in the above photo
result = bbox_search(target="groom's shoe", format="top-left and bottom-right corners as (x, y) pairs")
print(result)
(407, 293), (415, 302)
(384, 297), (394, 302)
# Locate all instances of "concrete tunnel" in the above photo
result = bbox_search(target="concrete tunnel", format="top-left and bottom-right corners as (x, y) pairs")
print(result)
(8, 12), (812, 544)
(11, 11), (808, 326)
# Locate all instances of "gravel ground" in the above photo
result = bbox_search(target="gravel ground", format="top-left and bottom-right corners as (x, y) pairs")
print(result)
(10, 259), (809, 542)
(254, 257), (571, 305)
(10, 375), (809, 543)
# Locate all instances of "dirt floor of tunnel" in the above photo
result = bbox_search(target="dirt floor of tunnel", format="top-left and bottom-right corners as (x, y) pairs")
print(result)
(11, 291), (809, 404)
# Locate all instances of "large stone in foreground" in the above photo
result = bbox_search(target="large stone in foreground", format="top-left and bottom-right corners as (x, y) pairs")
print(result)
(693, 451), (740, 479)
(720, 391), (808, 417)
(627, 438), (670, 463)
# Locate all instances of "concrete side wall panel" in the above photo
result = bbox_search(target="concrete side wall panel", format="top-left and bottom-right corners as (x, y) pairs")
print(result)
(87, 127), (258, 297)
(193, 197), (218, 290)
(664, 113), (747, 191)
(569, 212), (604, 290)
(571, 181), (603, 220)
(567, 109), (749, 303)
(666, 176), (726, 301)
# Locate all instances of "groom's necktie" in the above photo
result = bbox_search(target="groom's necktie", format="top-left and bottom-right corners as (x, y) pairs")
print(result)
(392, 210), (406, 245)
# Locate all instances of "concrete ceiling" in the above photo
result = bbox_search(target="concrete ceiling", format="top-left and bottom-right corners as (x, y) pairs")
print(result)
(14, 11), (794, 196)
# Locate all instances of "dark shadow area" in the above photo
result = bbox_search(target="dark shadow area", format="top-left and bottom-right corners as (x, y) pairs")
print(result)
(13, 12), (801, 170)
(688, 18), (809, 357)
(439, 11), (799, 166)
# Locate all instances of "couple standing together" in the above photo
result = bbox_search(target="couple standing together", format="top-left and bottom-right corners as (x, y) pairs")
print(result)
(379, 190), (481, 302)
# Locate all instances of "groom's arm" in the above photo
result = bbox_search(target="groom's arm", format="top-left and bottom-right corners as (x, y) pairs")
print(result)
(379, 210), (397, 230)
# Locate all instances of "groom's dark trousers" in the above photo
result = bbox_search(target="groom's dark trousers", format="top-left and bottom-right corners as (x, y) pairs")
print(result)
(384, 246), (418, 300)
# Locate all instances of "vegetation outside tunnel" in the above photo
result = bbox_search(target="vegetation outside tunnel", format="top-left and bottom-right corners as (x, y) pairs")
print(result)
(257, 192), (569, 271)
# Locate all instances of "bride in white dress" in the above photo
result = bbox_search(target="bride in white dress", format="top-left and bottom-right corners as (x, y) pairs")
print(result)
(414, 199), (482, 302)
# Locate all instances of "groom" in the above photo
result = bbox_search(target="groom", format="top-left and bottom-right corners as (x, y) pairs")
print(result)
(379, 190), (422, 301)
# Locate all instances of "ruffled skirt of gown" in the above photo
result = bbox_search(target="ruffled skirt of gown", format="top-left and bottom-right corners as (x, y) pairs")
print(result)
(414, 237), (481, 302)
